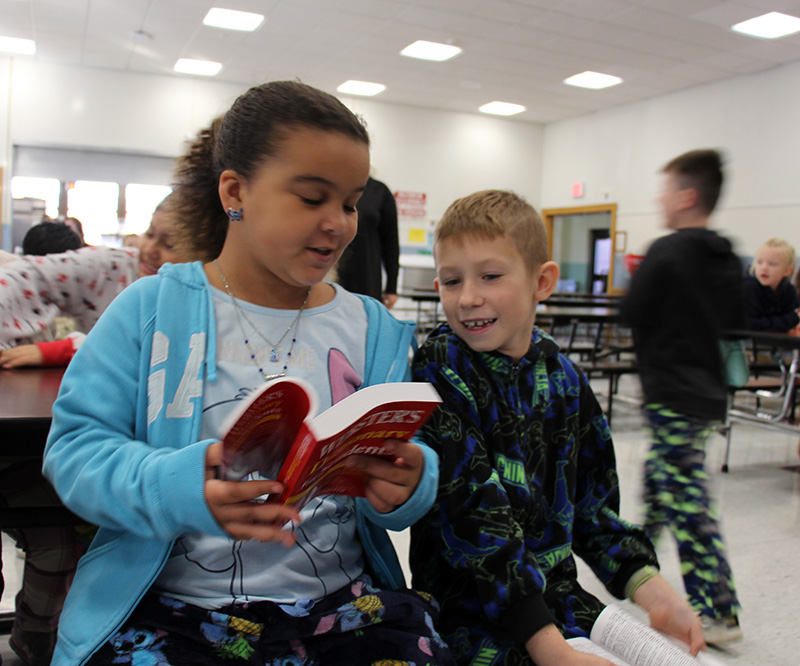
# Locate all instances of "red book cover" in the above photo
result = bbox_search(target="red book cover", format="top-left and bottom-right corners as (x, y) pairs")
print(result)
(219, 377), (441, 510)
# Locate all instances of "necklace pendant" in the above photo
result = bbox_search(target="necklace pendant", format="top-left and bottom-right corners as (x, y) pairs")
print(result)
(269, 348), (280, 363)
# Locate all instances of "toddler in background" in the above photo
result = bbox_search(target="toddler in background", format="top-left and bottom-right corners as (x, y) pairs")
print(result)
(743, 237), (800, 332)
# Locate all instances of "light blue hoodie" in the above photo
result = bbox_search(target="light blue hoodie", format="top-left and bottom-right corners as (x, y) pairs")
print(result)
(43, 262), (437, 665)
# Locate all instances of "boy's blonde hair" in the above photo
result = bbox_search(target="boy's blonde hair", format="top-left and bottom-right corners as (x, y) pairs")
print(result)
(750, 237), (796, 275)
(435, 190), (549, 273)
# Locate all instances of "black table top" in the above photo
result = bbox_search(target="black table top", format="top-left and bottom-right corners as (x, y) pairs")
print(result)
(725, 329), (800, 350)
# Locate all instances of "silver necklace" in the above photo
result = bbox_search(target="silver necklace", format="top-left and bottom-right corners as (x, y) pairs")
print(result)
(214, 260), (310, 381)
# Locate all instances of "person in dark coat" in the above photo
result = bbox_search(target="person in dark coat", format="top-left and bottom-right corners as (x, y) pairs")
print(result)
(336, 176), (400, 308)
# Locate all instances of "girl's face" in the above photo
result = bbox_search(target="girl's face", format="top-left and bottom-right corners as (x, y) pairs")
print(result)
(219, 127), (369, 301)
(754, 246), (793, 290)
(138, 209), (183, 278)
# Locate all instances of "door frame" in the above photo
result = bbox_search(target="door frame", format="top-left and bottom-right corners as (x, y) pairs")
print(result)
(541, 203), (620, 295)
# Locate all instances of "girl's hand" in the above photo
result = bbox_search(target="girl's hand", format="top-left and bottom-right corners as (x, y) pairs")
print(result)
(526, 624), (615, 666)
(0, 344), (44, 369)
(345, 439), (424, 513)
(204, 441), (301, 546)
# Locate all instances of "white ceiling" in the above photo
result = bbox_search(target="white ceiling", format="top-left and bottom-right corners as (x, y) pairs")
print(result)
(5, 0), (800, 123)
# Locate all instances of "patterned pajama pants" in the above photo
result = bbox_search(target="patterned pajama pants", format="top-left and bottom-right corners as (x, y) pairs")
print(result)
(86, 575), (455, 666)
(0, 459), (81, 634)
(642, 405), (740, 619)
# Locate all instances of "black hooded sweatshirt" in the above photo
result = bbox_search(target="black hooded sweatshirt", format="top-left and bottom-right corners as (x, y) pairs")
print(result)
(621, 227), (746, 421)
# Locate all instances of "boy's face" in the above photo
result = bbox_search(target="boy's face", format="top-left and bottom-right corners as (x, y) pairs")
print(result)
(754, 246), (793, 290)
(434, 233), (557, 362)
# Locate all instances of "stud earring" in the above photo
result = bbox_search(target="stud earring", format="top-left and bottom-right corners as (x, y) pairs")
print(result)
(226, 207), (244, 222)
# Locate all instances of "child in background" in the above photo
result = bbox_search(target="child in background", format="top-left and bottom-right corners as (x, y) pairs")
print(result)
(43, 80), (452, 666)
(0, 196), (188, 368)
(743, 237), (800, 332)
(21, 220), (83, 256)
(410, 190), (704, 666)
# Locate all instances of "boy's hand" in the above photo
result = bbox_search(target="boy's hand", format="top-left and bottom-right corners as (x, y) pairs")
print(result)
(204, 441), (301, 545)
(526, 624), (615, 666)
(0, 344), (44, 369)
(346, 439), (423, 513)
(632, 575), (706, 655)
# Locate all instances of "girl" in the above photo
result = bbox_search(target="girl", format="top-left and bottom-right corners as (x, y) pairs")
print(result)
(43, 81), (452, 665)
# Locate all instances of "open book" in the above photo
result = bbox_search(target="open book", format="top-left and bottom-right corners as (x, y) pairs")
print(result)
(568, 605), (728, 666)
(219, 377), (441, 509)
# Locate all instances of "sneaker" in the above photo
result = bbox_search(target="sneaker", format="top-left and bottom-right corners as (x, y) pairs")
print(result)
(9, 627), (57, 666)
(700, 614), (743, 645)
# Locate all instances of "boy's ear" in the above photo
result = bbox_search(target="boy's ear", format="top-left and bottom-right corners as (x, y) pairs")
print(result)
(535, 261), (559, 301)
(219, 169), (244, 211)
(678, 187), (698, 212)
(434, 276), (441, 294)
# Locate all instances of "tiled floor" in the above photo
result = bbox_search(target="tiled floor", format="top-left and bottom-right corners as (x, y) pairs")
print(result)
(2, 377), (798, 664)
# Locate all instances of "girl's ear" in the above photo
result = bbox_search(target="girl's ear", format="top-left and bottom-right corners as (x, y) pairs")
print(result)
(535, 261), (559, 302)
(218, 170), (244, 211)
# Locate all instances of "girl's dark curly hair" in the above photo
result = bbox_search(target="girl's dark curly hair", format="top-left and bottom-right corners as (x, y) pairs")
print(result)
(171, 80), (370, 262)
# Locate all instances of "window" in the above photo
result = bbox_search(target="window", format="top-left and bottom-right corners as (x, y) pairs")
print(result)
(124, 184), (172, 235)
(66, 180), (120, 245)
(10, 176), (60, 218)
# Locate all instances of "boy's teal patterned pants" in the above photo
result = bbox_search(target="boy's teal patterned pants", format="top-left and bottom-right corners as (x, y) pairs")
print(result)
(642, 405), (740, 619)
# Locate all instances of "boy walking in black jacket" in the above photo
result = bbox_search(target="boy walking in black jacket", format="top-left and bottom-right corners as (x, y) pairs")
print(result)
(621, 149), (745, 645)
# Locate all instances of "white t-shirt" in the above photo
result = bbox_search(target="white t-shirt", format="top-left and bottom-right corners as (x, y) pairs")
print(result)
(154, 283), (372, 608)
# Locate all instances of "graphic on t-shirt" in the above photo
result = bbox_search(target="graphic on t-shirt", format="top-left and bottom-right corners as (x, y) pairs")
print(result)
(180, 347), (365, 604)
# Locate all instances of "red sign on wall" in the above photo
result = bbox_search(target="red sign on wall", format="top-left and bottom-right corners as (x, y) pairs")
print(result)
(394, 191), (427, 219)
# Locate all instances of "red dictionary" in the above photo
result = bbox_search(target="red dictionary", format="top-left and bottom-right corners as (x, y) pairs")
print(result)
(219, 377), (441, 509)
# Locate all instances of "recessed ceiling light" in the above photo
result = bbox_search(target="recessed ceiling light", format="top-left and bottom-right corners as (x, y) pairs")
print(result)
(731, 12), (800, 39)
(203, 8), (265, 32)
(174, 58), (222, 76)
(479, 101), (526, 116)
(0, 36), (36, 55)
(337, 80), (386, 96)
(563, 71), (622, 90)
(400, 40), (462, 62)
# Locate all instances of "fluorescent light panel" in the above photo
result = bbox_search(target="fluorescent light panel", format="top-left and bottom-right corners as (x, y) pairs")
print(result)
(0, 36), (36, 55)
(732, 12), (800, 39)
(337, 80), (386, 96)
(203, 8), (264, 31)
(564, 71), (622, 89)
(400, 40), (462, 62)
(479, 101), (526, 116)
(174, 58), (222, 76)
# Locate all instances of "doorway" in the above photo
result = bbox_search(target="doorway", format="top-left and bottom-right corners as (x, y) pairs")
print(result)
(588, 229), (611, 294)
(541, 204), (620, 295)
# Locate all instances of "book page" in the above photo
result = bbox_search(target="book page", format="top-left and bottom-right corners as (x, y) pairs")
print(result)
(308, 381), (441, 440)
(567, 637), (631, 665)
(277, 381), (441, 508)
(219, 377), (315, 481)
(591, 605), (729, 666)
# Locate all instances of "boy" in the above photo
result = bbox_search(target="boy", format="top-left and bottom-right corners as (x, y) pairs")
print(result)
(743, 237), (800, 331)
(410, 190), (703, 666)
(620, 149), (744, 644)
